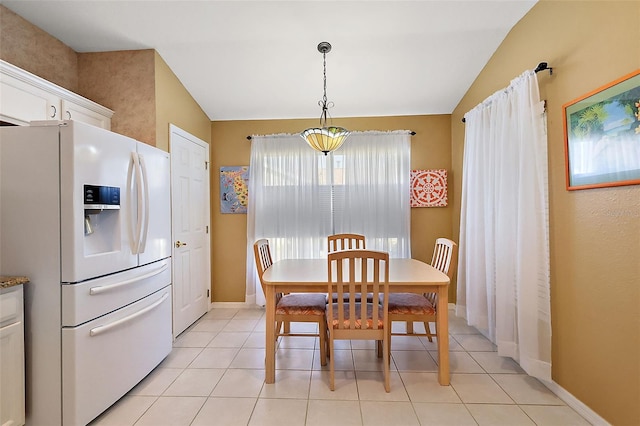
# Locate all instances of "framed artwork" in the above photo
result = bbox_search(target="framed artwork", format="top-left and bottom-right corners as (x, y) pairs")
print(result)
(563, 69), (640, 190)
(410, 169), (448, 207)
(220, 166), (249, 214)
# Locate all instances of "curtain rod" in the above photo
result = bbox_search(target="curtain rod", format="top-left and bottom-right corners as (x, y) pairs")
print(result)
(461, 62), (552, 123)
(534, 62), (553, 75)
(247, 131), (416, 140)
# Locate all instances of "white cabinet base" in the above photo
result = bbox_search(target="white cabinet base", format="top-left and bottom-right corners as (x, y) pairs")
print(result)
(0, 285), (25, 426)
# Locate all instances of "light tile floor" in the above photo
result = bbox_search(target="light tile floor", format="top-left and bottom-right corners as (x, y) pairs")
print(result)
(90, 307), (591, 426)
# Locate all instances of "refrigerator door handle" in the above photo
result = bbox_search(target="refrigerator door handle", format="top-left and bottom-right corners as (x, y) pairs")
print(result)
(88, 263), (169, 295)
(89, 292), (169, 337)
(138, 153), (150, 253)
(126, 152), (138, 254)
(134, 152), (144, 254)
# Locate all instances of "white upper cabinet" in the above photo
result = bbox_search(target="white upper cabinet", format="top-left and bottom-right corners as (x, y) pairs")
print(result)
(61, 98), (112, 130)
(0, 60), (113, 129)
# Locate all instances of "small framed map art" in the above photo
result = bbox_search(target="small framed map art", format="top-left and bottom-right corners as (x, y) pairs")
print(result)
(410, 169), (448, 207)
(220, 166), (249, 214)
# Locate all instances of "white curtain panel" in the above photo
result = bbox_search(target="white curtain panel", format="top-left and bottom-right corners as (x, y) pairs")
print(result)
(335, 131), (412, 258)
(246, 134), (327, 307)
(246, 131), (411, 306)
(456, 70), (552, 381)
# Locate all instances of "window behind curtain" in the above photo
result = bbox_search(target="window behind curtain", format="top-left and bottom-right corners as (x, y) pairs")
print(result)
(334, 131), (411, 258)
(246, 131), (411, 305)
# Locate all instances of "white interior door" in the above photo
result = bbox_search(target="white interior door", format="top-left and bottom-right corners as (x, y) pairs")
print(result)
(170, 124), (210, 336)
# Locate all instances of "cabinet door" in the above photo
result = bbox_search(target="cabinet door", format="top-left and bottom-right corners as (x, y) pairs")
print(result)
(0, 321), (25, 426)
(61, 99), (111, 130)
(0, 74), (59, 124)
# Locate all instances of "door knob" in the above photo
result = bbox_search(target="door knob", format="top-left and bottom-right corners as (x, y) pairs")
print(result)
(175, 240), (187, 248)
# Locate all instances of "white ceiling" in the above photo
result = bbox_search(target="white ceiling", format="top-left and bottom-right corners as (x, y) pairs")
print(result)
(3, 0), (537, 121)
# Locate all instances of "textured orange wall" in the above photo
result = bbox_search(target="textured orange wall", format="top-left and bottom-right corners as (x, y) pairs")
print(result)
(451, 1), (640, 424)
(210, 115), (452, 302)
(78, 50), (157, 146)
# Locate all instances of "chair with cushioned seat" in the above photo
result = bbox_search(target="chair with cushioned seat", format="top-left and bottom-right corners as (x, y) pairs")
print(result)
(327, 249), (390, 392)
(253, 239), (328, 366)
(387, 238), (457, 343)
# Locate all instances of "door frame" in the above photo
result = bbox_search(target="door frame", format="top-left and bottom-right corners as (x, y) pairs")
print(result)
(169, 124), (212, 333)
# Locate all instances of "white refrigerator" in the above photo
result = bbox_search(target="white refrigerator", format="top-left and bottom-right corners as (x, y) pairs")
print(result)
(0, 120), (172, 425)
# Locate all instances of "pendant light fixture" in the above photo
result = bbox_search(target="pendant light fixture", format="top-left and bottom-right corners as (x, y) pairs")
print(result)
(300, 42), (350, 155)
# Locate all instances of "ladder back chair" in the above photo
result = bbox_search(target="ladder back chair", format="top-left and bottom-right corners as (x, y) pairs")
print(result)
(327, 234), (370, 303)
(253, 239), (328, 366)
(327, 249), (390, 392)
(327, 233), (366, 252)
(387, 238), (457, 342)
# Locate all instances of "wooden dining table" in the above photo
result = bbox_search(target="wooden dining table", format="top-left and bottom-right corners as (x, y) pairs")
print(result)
(261, 258), (451, 385)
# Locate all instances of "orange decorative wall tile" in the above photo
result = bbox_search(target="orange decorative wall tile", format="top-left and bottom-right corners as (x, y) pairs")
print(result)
(410, 169), (448, 207)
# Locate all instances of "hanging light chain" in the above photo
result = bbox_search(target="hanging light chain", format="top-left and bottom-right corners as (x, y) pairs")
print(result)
(320, 49), (328, 126)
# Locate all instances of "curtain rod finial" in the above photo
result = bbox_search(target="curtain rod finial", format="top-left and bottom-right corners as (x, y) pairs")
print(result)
(535, 62), (553, 75)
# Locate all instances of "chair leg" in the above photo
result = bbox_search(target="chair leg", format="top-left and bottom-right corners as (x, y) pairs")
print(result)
(424, 322), (434, 342)
(406, 321), (414, 334)
(283, 321), (291, 334)
(328, 331), (335, 391)
(325, 332), (330, 360)
(387, 326), (392, 366)
(383, 333), (390, 392)
(319, 318), (327, 366)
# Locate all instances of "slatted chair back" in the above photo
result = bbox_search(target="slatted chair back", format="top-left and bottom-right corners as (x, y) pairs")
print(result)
(426, 238), (458, 306)
(431, 238), (458, 279)
(327, 249), (390, 392)
(328, 233), (366, 252)
(253, 238), (287, 305)
(253, 238), (273, 296)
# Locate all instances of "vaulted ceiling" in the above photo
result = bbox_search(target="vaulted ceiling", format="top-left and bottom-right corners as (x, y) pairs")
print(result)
(3, 1), (537, 121)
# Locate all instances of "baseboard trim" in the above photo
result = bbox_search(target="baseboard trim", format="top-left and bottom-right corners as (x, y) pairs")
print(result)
(543, 380), (610, 426)
(210, 301), (261, 310)
(449, 302), (608, 425)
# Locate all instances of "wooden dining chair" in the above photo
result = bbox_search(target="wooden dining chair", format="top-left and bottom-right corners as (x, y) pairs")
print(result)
(387, 238), (457, 343)
(327, 233), (366, 252)
(327, 249), (390, 392)
(253, 239), (328, 366)
(327, 234), (371, 303)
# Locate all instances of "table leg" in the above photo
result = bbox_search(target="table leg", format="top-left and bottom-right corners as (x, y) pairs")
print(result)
(436, 286), (450, 385)
(265, 287), (276, 384)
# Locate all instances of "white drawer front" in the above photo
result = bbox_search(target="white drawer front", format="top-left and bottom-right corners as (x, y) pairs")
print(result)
(62, 259), (170, 326)
(62, 287), (172, 426)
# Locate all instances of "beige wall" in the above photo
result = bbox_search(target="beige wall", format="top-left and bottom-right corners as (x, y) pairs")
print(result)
(451, 1), (640, 425)
(154, 52), (211, 152)
(0, 5), (78, 91)
(210, 115), (453, 302)
(78, 50), (157, 146)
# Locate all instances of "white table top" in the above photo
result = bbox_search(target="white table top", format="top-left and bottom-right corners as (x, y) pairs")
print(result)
(262, 258), (450, 287)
